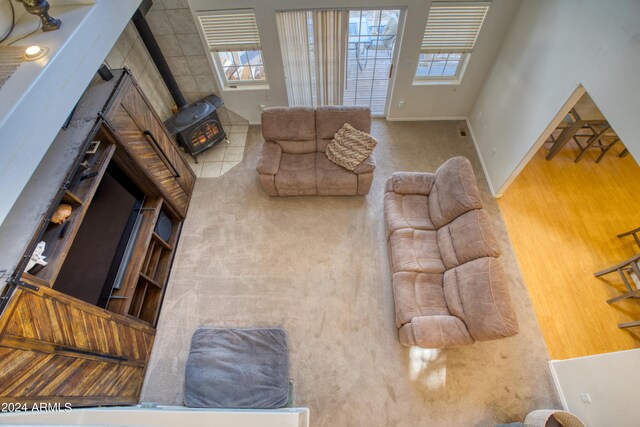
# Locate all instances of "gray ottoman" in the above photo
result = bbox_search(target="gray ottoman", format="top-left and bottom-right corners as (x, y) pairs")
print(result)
(184, 328), (289, 409)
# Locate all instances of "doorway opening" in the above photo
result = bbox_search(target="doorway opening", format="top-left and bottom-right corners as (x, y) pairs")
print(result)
(344, 9), (400, 115)
(497, 89), (640, 359)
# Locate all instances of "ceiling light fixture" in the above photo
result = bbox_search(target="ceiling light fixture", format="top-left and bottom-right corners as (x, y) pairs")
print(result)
(24, 45), (47, 61)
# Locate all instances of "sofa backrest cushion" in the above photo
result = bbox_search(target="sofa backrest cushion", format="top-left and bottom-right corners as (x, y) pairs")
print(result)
(443, 257), (518, 341)
(262, 107), (316, 154)
(428, 156), (482, 228)
(316, 106), (371, 152)
(437, 209), (501, 269)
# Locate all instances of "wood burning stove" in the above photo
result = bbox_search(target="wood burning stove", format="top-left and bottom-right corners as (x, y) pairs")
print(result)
(132, 2), (228, 163)
(164, 94), (228, 162)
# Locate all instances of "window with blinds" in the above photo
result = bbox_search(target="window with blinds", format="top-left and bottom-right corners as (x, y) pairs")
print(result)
(197, 9), (267, 86)
(415, 2), (490, 82)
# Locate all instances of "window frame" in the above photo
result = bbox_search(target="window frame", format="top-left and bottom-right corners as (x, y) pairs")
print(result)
(210, 50), (269, 90)
(196, 9), (270, 91)
(413, 52), (470, 85)
(413, 1), (489, 85)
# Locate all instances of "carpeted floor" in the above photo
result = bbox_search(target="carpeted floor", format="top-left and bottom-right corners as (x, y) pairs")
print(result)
(141, 120), (559, 426)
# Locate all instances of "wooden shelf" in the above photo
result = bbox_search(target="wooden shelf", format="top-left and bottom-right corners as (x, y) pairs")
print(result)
(72, 141), (117, 203)
(23, 142), (116, 286)
(128, 281), (147, 319)
(151, 232), (172, 250)
(110, 206), (180, 326)
(145, 244), (162, 279)
(106, 197), (162, 316)
(139, 286), (162, 324)
(21, 272), (52, 288)
(62, 190), (83, 206)
(139, 272), (161, 289)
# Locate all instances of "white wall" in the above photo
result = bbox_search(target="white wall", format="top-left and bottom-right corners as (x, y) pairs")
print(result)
(0, 1), (26, 35)
(187, 0), (519, 123)
(550, 349), (640, 427)
(468, 0), (640, 196)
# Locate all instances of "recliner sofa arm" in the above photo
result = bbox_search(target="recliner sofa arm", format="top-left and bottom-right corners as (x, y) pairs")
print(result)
(398, 315), (474, 348)
(353, 155), (376, 174)
(256, 141), (282, 175)
(444, 257), (519, 342)
(385, 172), (435, 195)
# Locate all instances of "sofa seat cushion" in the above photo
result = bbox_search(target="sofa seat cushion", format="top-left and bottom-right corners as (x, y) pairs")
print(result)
(389, 228), (445, 274)
(275, 153), (316, 196)
(398, 316), (474, 348)
(315, 153), (358, 195)
(392, 272), (447, 327)
(443, 258), (518, 341)
(437, 209), (501, 269)
(384, 192), (435, 236)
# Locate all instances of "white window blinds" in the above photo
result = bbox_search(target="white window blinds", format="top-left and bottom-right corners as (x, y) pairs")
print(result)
(198, 9), (262, 52)
(421, 2), (490, 54)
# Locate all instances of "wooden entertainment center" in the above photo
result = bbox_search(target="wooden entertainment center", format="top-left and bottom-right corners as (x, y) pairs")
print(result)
(0, 69), (194, 406)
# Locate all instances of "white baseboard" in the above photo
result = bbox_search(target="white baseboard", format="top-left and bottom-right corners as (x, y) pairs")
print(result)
(249, 113), (498, 198)
(548, 361), (570, 410)
(386, 116), (467, 122)
(465, 118), (500, 198)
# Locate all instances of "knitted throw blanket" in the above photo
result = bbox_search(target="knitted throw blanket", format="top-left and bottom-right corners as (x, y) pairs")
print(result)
(326, 123), (377, 171)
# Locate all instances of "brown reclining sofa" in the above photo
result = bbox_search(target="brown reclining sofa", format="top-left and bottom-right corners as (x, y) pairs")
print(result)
(384, 157), (519, 348)
(257, 106), (375, 196)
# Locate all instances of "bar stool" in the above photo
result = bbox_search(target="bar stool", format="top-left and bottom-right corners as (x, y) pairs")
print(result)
(594, 253), (640, 329)
(574, 122), (620, 163)
(618, 226), (640, 249)
(594, 227), (640, 329)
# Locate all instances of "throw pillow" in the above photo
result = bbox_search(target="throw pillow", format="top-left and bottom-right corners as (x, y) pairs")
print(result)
(325, 123), (377, 171)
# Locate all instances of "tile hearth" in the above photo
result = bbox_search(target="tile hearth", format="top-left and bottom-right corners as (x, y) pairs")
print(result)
(185, 123), (248, 178)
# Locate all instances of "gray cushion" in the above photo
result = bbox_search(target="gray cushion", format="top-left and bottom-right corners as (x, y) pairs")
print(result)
(184, 328), (289, 409)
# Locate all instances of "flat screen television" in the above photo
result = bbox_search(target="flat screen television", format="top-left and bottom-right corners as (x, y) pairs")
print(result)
(55, 163), (144, 308)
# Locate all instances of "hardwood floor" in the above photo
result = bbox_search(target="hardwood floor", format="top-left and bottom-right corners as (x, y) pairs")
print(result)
(498, 143), (640, 360)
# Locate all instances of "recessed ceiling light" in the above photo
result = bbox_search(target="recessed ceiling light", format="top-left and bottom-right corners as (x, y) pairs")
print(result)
(24, 45), (48, 61)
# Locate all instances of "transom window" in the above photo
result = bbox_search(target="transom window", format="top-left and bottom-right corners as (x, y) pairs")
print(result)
(416, 53), (464, 79)
(197, 9), (268, 88)
(414, 2), (489, 84)
(217, 51), (266, 83)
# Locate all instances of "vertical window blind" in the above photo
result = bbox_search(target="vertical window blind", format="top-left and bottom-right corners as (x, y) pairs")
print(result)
(276, 10), (348, 107)
(198, 9), (262, 52)
(420, 2), (490, 54)
(276, 11), (314, 107)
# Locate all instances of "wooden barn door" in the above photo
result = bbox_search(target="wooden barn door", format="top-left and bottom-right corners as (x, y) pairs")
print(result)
(0, 282), (155, 407)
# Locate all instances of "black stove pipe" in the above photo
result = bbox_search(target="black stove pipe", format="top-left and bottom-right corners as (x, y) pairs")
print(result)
(132, 2), (188, 110)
